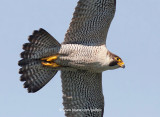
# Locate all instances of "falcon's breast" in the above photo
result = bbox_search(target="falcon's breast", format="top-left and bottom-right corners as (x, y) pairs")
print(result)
(55, 44), (110, 72)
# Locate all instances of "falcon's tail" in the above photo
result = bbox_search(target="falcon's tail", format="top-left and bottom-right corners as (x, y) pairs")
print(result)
(18, 28), (61, 93)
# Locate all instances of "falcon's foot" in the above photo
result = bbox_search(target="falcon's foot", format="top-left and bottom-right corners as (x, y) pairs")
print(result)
(41, 55), (59, 61)
(41, 55), (60, 67)
(41, 61), (60, 67)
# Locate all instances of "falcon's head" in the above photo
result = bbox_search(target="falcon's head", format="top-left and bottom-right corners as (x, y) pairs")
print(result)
(107, 51), (125, 69)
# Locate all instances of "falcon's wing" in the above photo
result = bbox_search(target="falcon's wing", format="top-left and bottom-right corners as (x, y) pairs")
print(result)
(63, 0), (116, 46)
(61, 70), (104, 116)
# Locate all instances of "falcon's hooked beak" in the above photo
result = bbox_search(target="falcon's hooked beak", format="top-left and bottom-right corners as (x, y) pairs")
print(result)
(117, 62), (125, 69)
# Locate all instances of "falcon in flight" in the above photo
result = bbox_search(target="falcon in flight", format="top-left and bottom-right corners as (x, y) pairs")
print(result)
(18, 0), (125, 116)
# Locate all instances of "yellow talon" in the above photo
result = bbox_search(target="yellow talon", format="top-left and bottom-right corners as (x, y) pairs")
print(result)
(41, 55), (59, 62)
(41, 62), (52, 66)
(41, 55), (60, 67)
(41, 62), (60, 67)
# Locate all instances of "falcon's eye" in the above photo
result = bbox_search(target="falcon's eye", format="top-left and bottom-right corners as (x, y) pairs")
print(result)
(115, 57), (121, 61)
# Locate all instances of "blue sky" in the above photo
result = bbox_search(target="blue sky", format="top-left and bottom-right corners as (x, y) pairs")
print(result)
(0, 0), (160, 117)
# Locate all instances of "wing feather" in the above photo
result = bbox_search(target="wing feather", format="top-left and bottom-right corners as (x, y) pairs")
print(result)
(63, 0), (116, 45)
(61, 70), (104, 117)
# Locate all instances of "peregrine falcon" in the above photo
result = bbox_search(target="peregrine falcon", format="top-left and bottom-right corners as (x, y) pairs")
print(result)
(18, 0), (125, 117)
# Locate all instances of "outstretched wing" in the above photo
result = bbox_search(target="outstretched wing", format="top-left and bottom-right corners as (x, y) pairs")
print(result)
(63, 0), (116, 46)
(61, 70), (104, 117)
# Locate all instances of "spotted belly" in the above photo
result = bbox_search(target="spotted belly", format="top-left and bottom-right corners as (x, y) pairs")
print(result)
(55, 44), (109, 72)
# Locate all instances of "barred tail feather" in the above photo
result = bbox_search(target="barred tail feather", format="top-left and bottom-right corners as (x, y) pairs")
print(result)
(21, 28), (60, 59)
(18, 28), (61, 93)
